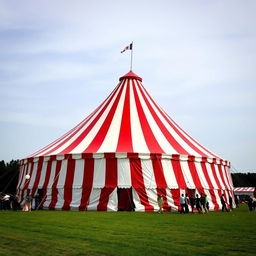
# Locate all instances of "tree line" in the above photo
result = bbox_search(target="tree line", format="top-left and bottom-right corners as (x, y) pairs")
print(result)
(0, 160), (255, 194)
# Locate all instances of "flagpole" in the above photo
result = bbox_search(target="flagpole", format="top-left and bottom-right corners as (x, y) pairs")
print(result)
(130, 41), (133, 71)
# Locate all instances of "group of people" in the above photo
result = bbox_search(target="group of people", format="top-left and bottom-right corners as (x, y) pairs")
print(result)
(0, 192), (42, 212)
(179, 193), (210, 214)
(157, 193), (240, 214)
(247, 196), (256, 211)
(0, 193), (20, 211)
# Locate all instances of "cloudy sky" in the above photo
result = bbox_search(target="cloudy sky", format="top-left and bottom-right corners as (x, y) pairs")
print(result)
(0, 0), (255, 172)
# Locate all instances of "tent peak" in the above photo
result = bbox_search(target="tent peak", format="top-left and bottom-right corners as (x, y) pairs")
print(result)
(119, 71), (142, 82)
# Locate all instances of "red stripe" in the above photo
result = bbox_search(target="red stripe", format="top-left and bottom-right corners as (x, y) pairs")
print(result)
(140, 82), (217, 158)
(188, 156), (202, 189)
(40, 160), (53, 208)
(104, 153), (117, 188)
(151, 155), (167, 188)
(48, 160), (62, 210)
(97, 154), (117, 211)
(79, 156), (94, 211)
(136, 81), (189, 155)
(83, 82), (126, 153)
(62, 159), (76, 210)
(209, 189), (219, 210)
(170, 189), (180, 210)
(132, 80), (164, 153)
(31, 157), (44, 196)
(171, 156), (186, 189)
(210, 162), (221, 189)
(116, 80), (133, 152)
(97, 188), (115, 211)
(129, 153), (154, 211)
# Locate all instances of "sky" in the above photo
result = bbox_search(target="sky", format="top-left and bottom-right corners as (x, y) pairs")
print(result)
(0, 0), (255, 173)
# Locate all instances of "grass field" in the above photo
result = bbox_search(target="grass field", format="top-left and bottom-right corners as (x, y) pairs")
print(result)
(0, 205), (255, 256)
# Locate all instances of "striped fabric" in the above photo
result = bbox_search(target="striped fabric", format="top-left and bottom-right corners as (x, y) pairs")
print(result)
(17, 71), (233, 211)
(234, 187), (255, 192)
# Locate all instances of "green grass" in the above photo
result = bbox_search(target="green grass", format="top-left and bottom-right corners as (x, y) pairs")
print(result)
(0, 205), (255, 256)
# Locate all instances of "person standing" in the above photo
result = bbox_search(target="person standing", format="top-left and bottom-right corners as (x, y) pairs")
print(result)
(221, 194), (228, 212)
(185, 194), (189, 213)
(204, 194), (209, 213)
(189, 194), (195, 213)
(195, 194), (202, 214)
(234, 195), (239, 208)
(229, 195), (233, 211)
(157, 195), (164, 213)
(179, 194), (186, 214)
(200, 194), (207, 213)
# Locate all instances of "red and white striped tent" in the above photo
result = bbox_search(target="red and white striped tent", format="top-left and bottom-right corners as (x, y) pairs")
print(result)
(17, 71), (233, 211)
(234, 187), (255, 196)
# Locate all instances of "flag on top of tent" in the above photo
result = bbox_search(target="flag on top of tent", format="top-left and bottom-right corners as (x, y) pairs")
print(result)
(121, 43), (133, 53)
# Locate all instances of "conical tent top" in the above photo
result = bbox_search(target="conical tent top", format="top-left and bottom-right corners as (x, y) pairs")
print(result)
(119, 71), (142, 82)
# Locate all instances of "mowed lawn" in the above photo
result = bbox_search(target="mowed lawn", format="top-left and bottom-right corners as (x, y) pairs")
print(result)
(0, 205), (255, 256)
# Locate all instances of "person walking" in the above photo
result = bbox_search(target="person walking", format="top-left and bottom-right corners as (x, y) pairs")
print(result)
(195, 194), (202, 214)
(221, 194), (228, 212)
(179, 194), (186, 214)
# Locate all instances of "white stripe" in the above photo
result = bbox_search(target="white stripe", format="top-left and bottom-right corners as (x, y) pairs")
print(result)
(27, 162), (38, 189)
(166, 188), (177, 211)
(70, 188), (82, 210)
(73, 159), (85, 188)
(130, 80), (150, 153)
(87, 188), (101, 210)
(98, 81), (127, 152)
(146, 189), (158, 211)
(56, 160), (67, 188)
(38, 160), (48, 188)
(117, 158), (132, 188)
(194, 162), (209, 189)
(107, 188), (118, 211)
(141, 159), (157, 188)
(132, 189), (145, 212)
(47, 161), (57, 188)
(92, 158), (106, 188)
(161, 159), (179, 188)
(180, 161), (195, 188)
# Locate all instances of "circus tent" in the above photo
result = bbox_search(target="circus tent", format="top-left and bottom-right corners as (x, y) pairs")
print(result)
(17, 71), (233, 211)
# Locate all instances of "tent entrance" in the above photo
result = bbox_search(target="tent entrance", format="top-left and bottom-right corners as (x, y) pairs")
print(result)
(117, 188), (134, 211)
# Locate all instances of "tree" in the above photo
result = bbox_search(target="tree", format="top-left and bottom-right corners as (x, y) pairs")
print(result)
(0, 159), (20, 195)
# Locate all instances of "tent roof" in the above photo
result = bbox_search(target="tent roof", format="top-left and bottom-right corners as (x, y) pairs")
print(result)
(28, 71), (224, 160)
